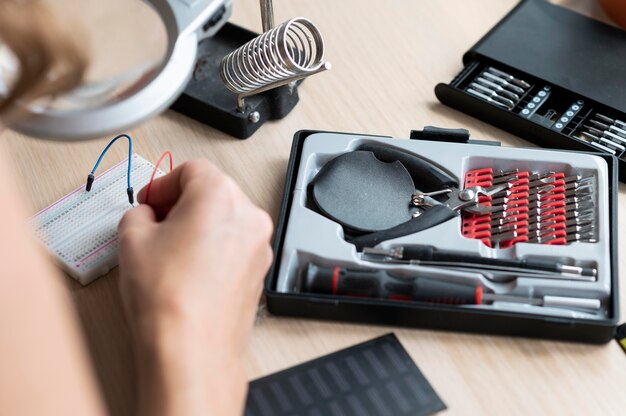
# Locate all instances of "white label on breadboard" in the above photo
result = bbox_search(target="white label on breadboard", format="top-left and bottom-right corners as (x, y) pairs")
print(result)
(31, 154), (164, 285)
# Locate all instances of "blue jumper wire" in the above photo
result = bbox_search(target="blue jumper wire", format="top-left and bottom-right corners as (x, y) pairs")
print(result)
(86, 134), (135, 205)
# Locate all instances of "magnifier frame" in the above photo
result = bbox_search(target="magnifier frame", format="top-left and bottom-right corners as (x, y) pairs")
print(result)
(10, 0), (231, 140)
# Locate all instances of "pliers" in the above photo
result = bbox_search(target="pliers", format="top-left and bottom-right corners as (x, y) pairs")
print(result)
(349, 142), (507, 249)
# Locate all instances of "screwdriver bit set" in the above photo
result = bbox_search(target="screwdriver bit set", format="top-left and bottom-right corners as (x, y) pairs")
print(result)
(435, 0), (626, 182)
(264, 129), (619, 343)
(461, 168), (597, 248)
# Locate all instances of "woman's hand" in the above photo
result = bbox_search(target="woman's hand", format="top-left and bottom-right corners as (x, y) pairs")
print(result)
(118, 159), (273, 416)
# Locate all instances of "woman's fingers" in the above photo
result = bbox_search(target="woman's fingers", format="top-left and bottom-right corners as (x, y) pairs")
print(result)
(118, 203), (157, 232)
(137, 159), (221, 212)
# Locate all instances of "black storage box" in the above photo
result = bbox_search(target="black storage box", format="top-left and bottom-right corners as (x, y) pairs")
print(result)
(435, 0), (626, 182)
(264, 129), (620, 344)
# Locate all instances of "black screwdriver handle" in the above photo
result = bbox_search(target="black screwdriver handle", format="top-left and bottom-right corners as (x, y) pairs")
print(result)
(402, 245), (528, 268)
(412, 277), (480, 305)
(350, 204), (457, 250)
(400, 245), (595, 276)
(357, 143), (458, 192)
(304, 264), (388, 297)
(303, 263), (481, 305)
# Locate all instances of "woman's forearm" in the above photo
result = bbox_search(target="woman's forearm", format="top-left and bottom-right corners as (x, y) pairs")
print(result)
(117, 160), (272, 416)
(0, 147), (106, 416)
(133, 310), (247, 416)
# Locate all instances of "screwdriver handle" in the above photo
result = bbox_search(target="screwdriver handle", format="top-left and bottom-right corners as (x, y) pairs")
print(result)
(402, 245), (536, 270)
(304, 264), (389, 297)
(412, 277), (481, 305)
(303, 264), (482, 305)
(402, 245), (520, 266)
(400, 245), (595, 277)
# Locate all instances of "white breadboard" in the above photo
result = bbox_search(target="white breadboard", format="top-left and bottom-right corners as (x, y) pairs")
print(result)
(31, 154), (164, 285)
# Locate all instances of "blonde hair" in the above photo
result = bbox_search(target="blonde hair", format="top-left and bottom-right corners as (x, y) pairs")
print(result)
(0, 0), (87, 118)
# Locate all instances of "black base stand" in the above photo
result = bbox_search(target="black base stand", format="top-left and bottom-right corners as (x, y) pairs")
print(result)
(170, 23), (301, 139)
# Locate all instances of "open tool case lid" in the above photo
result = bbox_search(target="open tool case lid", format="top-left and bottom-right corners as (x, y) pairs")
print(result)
(264, 130), (620, 344)
(435, 0), (626, 181)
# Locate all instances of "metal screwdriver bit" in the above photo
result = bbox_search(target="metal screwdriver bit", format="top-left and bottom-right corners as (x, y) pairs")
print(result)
(481, 72), (526, 95)
(469, 83), (516, 107)
(486, 67), (531, 89)
(474, 77), (521, 101)
(466, 88), (512, 109)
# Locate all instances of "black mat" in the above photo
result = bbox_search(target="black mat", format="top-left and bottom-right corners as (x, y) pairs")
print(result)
(244, 333), (446, 416)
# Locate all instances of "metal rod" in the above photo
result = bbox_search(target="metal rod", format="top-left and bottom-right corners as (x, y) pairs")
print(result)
(260, 0), (274, 31)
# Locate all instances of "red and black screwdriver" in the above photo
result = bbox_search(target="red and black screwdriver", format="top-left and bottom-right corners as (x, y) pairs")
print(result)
(302, 263), (600, 310)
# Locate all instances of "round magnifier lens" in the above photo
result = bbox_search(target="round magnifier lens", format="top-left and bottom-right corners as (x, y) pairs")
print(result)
(30, 0), (168, 112)
(0, 44), (17, 100)
(1, 0), (223, 140)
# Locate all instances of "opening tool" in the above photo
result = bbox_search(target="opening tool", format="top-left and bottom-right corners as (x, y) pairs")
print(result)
(303, 264), (601, 311)
(362, 245), (597, 281)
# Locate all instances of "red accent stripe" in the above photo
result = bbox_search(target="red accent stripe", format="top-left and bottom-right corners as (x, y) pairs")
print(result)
(388, 295), (413, 301)
(331, 266), (340, 295)
(475, 286), (483, 305)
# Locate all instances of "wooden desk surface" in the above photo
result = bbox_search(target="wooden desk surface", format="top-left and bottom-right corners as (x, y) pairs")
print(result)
(3, 0), (626, 414)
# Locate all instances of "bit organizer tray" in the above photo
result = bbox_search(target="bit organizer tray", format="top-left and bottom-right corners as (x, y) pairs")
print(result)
(460, 167), (598, 248)
(265, 130), (620, 343)
(435, 0), (626, 182)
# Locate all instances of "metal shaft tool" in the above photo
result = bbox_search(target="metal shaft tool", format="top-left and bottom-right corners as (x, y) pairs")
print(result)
(474, 77), (521, 101)
(259, 0), (274, 31)
(589, 120), (626, 138)
(486, 67), (531, 89)
(581, 113), (626, 156)
(481, 72), (526, 95)
(469, 83), (516, 108)
(465, 67), (531, 111)
(361, 245), (597, 280)
(467, 88), (511, 109)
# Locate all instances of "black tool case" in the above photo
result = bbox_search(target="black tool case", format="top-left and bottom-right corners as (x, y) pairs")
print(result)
(435, 0), (626, 182)
(264, 129), (620, 343)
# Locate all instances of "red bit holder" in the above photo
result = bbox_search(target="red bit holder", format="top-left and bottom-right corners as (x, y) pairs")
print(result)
(462, 168), (572, 248)
(497, 172), (531, 248)
(462, 168), (495, 247)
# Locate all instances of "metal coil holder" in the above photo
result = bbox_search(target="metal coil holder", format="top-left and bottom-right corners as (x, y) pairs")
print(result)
(220, 16), (330, 110)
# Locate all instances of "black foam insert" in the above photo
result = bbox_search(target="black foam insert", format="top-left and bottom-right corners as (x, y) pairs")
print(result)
(311, 151), (416, 232)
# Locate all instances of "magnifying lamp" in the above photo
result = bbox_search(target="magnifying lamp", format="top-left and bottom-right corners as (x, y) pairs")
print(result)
(9, 0), (231, 141)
